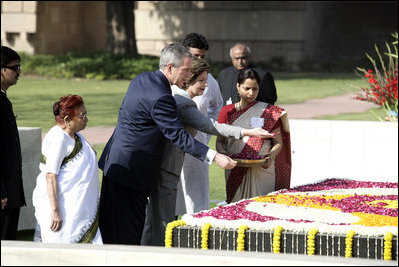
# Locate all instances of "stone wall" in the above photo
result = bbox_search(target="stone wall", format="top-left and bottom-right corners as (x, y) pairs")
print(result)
(134, 1), (307, 64)
(300, 2), (399, 66)
(1, 240), (385, 266)
(17, 127), (41, 231)
(289, 119), (398, 187)
(34, 1), (107, 54)
(1, 1), (397, 68)
(1, 1), (37, 53)
(1, 1), (106, 54)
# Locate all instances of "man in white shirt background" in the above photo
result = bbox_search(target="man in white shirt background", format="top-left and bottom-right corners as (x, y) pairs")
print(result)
(176, 33), (224, 216)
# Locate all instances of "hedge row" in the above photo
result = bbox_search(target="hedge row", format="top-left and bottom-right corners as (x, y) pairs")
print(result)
(19, 51), (370, 80)
(20, 51), (162, 80)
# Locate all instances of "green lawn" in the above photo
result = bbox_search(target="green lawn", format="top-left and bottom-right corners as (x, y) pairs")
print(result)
(8, 72), (368, 132)
(8, 77), (130, 132)
(273, 72), (367, 104)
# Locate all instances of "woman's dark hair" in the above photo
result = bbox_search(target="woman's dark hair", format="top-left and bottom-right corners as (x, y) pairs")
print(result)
(53, 94), (84, 124)
(1, 46), (21, 66)
(237, 68), (261, 86)
(183, 58), (210, 89)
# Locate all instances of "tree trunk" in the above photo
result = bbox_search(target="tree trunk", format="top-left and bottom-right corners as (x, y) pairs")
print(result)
(106, 1), (138, 56)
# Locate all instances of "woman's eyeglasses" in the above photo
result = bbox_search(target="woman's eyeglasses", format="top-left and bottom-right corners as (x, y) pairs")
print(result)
(77, 114), (88, 120)
(2, 64), (21, 71)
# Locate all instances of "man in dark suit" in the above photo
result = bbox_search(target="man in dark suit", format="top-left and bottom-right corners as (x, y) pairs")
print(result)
(98, 44), (237, 245)
(1, 46), (26, 240)
(218, 43), (277, 105)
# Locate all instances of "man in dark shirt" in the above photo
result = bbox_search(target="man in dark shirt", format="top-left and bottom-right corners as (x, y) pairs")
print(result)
(1, 46), (26, 240)
(218, 43), (277, 105)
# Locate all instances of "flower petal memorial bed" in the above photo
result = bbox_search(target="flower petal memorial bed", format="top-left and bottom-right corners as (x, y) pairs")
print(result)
(165, 178), (398, 261)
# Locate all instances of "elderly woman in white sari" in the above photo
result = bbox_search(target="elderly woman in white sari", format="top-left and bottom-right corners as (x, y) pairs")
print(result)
(32, 94), (102, 244)
(216, 68), (292, 204)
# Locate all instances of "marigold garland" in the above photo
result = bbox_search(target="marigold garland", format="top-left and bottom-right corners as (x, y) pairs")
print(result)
(237, 225), (249, 252)
(272, 226), (284, 253)
(201, 223), (212, 250)
(165, 220), (186, 248)
(345, 230), (356, 258)
(369, 200), (398, 209)
(307, 228), (319, 255)
(384, 232), (393, 260)
(255, 194), (347, 212)
(180, 179), (397, 260)
(352, 212), (398, 227)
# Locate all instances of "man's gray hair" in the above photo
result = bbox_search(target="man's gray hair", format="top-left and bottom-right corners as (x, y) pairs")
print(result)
(229, 43), (251, 58)
(159, 43), (192, 69)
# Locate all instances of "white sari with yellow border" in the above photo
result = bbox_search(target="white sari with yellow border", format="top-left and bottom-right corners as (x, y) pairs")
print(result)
(32, 126), (102, 244)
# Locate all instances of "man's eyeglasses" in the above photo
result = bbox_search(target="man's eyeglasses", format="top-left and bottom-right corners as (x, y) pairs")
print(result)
(232, 56), (248, 61)
(2, 64), (21, 71)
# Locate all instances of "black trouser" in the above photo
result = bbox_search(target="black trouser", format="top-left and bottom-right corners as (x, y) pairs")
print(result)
(141, 169), (179, 246)
(99, 176), (148, 245)
(0, 207), (20, 240)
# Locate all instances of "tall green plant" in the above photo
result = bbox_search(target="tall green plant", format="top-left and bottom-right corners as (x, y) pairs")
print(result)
(354, 33), (398, 121)
(385, 32), (398, 59)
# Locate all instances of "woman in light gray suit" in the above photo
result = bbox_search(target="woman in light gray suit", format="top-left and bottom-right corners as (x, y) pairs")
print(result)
(141, 58), (275, 246)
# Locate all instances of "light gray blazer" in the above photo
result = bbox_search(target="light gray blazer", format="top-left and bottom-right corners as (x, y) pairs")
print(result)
(160, 92), (243, 176)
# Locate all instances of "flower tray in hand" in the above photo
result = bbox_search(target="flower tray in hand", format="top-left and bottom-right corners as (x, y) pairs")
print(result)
(230, 153), (271, 167)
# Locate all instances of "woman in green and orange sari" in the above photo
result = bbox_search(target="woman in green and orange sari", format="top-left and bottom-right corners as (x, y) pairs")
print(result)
(216, 68), (291, 204)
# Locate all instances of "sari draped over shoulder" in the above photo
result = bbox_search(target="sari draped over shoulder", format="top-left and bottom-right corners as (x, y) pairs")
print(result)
(32, 126), (102, 244)
(224, 101), (291, 203)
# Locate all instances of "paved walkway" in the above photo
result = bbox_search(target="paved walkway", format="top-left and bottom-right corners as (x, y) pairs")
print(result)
(279, 92), (377, 119)
(79, 92), (378, 145)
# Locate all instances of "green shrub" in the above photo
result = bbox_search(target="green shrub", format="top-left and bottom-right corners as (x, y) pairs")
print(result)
(20, 51), (160, 80)
(20, 51), (373, 79)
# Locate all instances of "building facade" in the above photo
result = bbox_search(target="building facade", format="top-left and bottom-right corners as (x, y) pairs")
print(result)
(1, 1), (398, 68)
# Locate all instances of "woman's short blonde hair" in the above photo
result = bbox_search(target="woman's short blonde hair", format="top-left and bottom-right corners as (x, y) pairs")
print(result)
(183, 58), (210, 89)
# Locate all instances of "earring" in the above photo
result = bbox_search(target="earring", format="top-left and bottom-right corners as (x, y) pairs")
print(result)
(63, 118), (70, 130)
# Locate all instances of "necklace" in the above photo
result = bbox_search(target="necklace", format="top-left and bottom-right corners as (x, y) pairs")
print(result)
(235, 101), (247, 111)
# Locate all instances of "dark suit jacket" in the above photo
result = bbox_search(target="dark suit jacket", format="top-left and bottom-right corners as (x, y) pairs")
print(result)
(0, 91), (26, 209)
(217, 64), (277, 105)
(98, 70), (209, 195)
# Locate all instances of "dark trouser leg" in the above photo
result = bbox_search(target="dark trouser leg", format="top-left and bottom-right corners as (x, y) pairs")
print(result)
(99, 176), (147, 245)
(141, 197), (153, 245)
(141, 170), (179, 246)
(0, 207), (20, 240)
